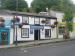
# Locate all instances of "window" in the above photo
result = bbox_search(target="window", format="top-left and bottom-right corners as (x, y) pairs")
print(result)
(22, 16), (29, 24)
(34, 17), (40, 24)
(45, 19), (51, 25)
(21, 28), (29, 38)
(45, 29), (51, 37)
(59, 27), (65, 35)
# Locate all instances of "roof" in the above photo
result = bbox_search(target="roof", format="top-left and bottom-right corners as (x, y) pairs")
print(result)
(0, 10), (57, 19)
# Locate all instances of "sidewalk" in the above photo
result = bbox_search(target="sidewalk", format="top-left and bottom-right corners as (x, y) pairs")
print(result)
(0, 38), (75, 49)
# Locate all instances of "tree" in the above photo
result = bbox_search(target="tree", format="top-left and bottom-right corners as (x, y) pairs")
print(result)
(64, 4), (74, 32)
(3, 0), (28, 12)
(31, 0), (74, 13)
(31, 0), (75, 39)
(0, 0), (5, 9)
(31, 0), (60, 13)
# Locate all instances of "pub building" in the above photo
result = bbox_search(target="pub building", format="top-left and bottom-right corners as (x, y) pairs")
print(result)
(0, 10), (57, 45)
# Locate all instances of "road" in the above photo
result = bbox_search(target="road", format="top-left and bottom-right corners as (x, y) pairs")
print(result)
(0, 41), (75, 56)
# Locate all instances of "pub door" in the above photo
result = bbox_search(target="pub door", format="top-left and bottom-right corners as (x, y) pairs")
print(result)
(0, 28), (10, 45)
(34, 30), (40, 40)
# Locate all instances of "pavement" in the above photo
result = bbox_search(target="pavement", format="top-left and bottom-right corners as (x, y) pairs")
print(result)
(0, 40), (75, 56)
(0, 38), (75, 49)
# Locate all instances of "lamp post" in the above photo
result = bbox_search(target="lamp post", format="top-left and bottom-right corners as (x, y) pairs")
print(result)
(15, 0), (18, 45)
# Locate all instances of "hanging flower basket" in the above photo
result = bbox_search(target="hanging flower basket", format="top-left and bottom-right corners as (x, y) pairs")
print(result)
(19, 23), (23, 28)
(41, 20), (46, 23)
(51, 25), (55, 28)
(54, 21), (58, 25)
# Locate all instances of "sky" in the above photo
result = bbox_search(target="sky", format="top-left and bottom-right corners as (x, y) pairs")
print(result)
(25, 0), (75, 7)
(72, 0), (75, 4)
(25, 0), (33, 7)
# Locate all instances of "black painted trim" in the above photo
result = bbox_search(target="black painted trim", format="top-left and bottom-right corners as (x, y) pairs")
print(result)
(22, 16), (29, 25)
(45, 29), (51, 38)
(21, 28), (29, 38)
(34, 17), (40, 25)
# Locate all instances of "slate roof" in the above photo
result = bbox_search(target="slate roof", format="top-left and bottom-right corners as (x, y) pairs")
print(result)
(0, 10), (57, 19)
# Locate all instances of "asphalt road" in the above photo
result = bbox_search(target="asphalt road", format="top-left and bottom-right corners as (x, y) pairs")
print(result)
(0, 41), (75, 56)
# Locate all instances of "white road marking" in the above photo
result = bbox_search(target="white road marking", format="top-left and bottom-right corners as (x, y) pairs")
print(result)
(20, 48), (28, 53)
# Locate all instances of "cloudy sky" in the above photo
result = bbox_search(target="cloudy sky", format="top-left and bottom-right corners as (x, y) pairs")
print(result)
(72, 0), (75, 4)
(25, 0), (75, 7)
(25, 0), (33, 7)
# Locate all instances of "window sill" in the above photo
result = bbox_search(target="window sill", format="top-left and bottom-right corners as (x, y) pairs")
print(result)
(22, 23), (29, 25)
(21, 37), (29, 38)
(34, 24), (40, 26)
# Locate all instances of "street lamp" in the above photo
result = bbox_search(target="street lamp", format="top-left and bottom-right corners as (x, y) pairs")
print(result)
(15, 0), (18, 45)
(11, 16), (20, 45)
(11, 0), (19, 45)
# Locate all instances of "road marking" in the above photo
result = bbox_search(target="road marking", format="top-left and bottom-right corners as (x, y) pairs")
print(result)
(20, 48), (28, 53)
(23, 50), (28, 53)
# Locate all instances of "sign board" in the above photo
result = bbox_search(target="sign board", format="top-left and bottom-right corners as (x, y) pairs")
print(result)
(30, 25), (44, 30)
(5, 20), (12, 28)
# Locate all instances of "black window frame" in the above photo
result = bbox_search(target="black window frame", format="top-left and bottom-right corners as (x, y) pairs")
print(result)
(34, 17), (40, 25)
(22, 16), (29, 25)
(21, 28), (29, 38)
(45, 29), (51, 37)
(59, 27), (65, 35)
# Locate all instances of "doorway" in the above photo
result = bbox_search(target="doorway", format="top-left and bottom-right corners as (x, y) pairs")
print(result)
(1, 32), (8, 45)
(34, 30), (40, 40)
(0, 28), (10, 45)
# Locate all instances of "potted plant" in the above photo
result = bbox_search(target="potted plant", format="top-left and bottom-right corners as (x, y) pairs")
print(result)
(41, 20), (46, 23)
(54, 21), (58, 25)
(19, 23), (23, 28)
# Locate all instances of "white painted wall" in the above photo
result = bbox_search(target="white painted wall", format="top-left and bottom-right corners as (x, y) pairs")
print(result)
(56, 13), (64, 22)
(73, 17), (75, 23)
(40, 29), (45, 39)
(40, 26), (51, 39)
(0, 14), (58, 42)
(16, 25), (34, 41)
(51, 19), (56, 25)
(10, 29), (14, 44)
(50, 11), (64, 39)
(50, 10), (64, 23)
(51, 28), (57, 39)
